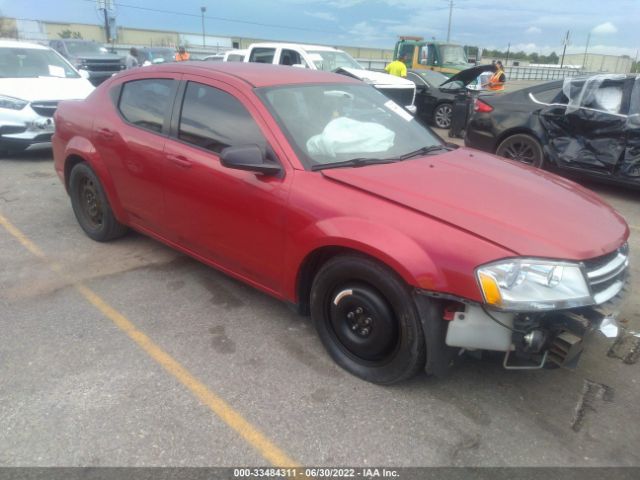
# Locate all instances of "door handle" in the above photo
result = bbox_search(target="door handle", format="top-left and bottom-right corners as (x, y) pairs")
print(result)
(166, 153), (192, 168)
(97, 128), (114, 139)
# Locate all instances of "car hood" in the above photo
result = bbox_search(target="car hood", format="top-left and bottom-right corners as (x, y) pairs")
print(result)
(0, 77), (95, 102)
(336, 67), (414, 88)
(73, 54), (123, 61)
(441, 64), (495, 87)
(321, 148), (628, 260)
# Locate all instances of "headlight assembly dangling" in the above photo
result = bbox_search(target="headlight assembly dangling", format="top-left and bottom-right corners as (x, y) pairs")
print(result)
(476, 258), (592, 312)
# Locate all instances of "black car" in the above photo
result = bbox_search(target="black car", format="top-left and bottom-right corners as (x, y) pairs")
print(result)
(465, 74), (640, 188)
(406, 69), (456, 128)
(49, 39), (124, 85)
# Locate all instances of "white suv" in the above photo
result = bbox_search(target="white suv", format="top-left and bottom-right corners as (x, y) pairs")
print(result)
(0, 40), (94, 154)
(245, 43), (416, 113)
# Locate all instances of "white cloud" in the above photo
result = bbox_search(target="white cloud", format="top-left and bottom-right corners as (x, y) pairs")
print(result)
(349, 21), (383, 41)
(526, 26), (541, 34)
(304, 11), (337, 21)
(592, 22), (618, 34)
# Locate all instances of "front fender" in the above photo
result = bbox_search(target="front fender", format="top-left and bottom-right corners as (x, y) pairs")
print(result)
(63, 136), (128, 224)
(284, 215), (444, 301)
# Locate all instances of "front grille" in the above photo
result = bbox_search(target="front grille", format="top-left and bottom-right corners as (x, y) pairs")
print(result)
(82, 59), (123, 72)
(30, 101), (58, 118)
(377, 86), (415, 108)
(584, 243), (629, 304)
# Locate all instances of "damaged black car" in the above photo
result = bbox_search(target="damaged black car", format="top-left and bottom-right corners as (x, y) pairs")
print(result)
(465, 74), (640, 188)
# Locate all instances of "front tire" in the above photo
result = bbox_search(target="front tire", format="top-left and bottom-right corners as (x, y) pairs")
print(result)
(69, 162), (128, 242)
(496, 134), (544, 167)
(310, 255), (426, 384)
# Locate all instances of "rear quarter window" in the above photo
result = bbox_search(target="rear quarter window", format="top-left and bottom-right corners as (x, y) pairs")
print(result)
(118, 79), (175, 133)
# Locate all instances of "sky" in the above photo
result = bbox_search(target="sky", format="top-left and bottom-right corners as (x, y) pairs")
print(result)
(2, 0), (639, 57)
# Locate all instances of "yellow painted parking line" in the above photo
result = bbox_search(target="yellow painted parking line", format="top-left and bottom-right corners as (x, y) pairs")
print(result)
(0, 212), (298, 468)
(631, 224), (640, 232)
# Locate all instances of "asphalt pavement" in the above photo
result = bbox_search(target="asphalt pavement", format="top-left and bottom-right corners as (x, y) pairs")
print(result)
(1, 147), (639, 467)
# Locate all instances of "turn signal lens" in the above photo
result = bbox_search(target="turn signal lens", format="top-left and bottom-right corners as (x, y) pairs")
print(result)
(479, 272), (502, 306)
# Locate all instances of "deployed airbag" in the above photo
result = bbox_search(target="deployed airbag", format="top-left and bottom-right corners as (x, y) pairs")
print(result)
(306, 117), (395, 158)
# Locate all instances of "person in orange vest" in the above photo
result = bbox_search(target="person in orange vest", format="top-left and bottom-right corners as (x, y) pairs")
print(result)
(175, 46), (190, 62)
(488, 61), (506, 91)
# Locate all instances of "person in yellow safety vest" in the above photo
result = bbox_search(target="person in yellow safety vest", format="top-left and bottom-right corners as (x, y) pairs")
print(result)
(385, 54), (407, 77)
(488, 60), (506, 91)
(175, 46), (190, 62)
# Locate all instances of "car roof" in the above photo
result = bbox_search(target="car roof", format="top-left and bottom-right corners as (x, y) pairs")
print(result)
(139, 62), (361, 88)
(0, 39), (49, 50)
(249, 42), (342, 53)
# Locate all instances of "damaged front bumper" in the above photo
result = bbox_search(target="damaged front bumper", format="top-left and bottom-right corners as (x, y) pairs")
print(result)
(443, 302), (625, 370)
(417, 244), (631, 373)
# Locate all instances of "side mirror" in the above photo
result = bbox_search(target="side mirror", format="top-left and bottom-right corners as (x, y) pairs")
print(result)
(220, 144), (282, 175)
(78, 69), (90, 79)
(415, 83), (429, 92)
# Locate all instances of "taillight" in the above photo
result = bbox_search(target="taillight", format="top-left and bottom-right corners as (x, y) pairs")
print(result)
(474, 98), (493, 113)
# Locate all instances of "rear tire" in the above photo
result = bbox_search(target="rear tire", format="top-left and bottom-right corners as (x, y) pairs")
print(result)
(433, 103), (453, 129)
(69, 162), (127, 242)
(496, 134), (544, 167)
(310, 255), (426, 384)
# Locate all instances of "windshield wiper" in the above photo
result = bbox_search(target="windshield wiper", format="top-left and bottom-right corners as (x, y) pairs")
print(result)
(398, 145), (451, 160)
(311, 157), (399, 171)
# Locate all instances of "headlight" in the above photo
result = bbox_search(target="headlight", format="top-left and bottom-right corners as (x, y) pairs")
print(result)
(476, 258), (592, 311)
(0, 95), (28, 110)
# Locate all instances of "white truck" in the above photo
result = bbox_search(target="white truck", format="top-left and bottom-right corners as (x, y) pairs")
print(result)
(244, 42), (416, 113)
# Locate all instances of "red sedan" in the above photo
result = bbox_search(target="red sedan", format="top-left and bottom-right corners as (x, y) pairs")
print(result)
(53, 63), (630, 383)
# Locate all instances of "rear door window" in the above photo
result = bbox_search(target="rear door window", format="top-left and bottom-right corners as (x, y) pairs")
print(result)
(249, 48), (276, 64)
(118, 79), (175, 133)
(178, 81), (266, 153)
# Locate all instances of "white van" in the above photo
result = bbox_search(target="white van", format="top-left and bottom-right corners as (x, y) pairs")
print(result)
(245, 43), (416, 113)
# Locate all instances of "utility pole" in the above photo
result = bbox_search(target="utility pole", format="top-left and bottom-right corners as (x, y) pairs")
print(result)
(201, 6), (206, 47)
(446, 0), (453, 43)
(560, 30), (570, 68)
(505, 42), (510, 66)
(582, 32), (590, 71)
(97, 0), (112, 43)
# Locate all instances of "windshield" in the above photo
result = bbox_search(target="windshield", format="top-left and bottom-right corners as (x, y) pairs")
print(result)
(440, 45), (468, 65)
(148, 49), (175, 63)
(258, 83), (442, 170)
(0, 47), (79, 79)
(416, 70), (449, 86)
(64, 41), (108, 56)
(307, 50), (362, 71)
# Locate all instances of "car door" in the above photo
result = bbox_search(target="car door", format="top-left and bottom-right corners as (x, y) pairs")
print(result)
(407, 72), (434, 122)
(538, 76), (629, 175)
(162, 77), (291, 292)
(93, 75), (179, 235)
(622, 77), (640, 182)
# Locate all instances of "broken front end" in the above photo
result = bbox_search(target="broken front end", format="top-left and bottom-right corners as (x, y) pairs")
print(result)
(430, 243), (630, 370)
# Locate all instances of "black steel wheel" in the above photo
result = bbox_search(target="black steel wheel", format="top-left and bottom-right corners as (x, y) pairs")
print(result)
(310, 255), (426, 384)
(69, 162), (127, 242)
(433, 103), (453, 129)
(496, 134), (544, 167)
